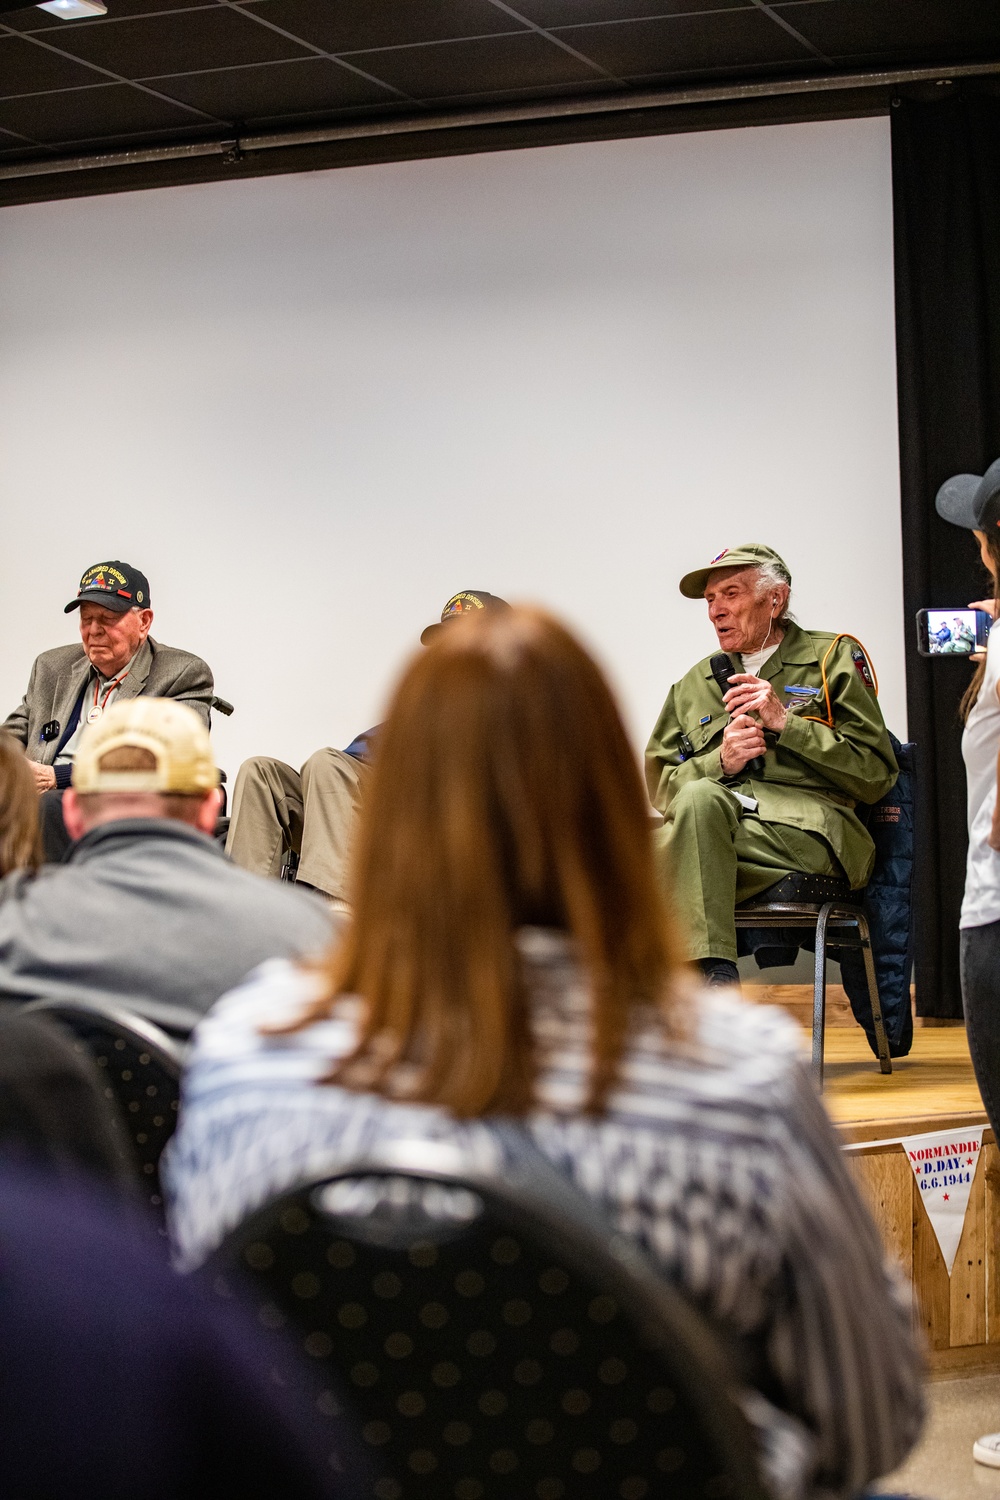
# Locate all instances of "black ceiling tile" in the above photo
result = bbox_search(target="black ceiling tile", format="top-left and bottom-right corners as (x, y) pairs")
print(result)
(1, 0), (225, 30)
(153, 56), (395, 120)
(242, 84), (617, 126)
(247, 98), (410, 128)
(0, 150), (54, 166)
(549, 10), (816, 77)
(0, 32), (113, 94)
(619, 56), (821, 87)
(773, 0), (1000, 63)
(49, 119), (222, 148)
(417, 72), (621, 105)
(39, 6), (312, 77)
(0, 125), (40, 146)
(238, 0), (529, 53)
(0, 6), (65, 28)
(0, 79), (209, 141)
(347, 31), (603, 98)
(505, 0), (751, 26)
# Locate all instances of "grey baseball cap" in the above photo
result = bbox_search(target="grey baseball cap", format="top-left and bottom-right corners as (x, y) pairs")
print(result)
(935, 457), (1000, 532)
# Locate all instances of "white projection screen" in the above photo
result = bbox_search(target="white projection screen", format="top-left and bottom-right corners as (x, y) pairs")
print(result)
(0, 115), (903, 791)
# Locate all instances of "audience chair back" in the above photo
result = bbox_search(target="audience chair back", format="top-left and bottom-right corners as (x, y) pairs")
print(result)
(208, 1139), (769, 1500)
(22, 998), (183, 1223)
(0, 1004), (137, 1189)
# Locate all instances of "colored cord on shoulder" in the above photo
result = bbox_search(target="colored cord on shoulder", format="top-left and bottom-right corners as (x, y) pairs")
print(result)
(802, 634), (879, 729)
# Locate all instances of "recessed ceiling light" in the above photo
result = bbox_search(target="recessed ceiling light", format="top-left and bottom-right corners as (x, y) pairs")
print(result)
(36, 0), (107, 17)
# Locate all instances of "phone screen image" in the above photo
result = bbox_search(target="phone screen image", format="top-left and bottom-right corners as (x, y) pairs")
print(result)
(925, 609), (979, 656)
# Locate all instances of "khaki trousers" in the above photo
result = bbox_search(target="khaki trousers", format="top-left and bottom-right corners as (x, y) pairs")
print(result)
(653, 778), (840, 963)
(225, 747), (370, 901)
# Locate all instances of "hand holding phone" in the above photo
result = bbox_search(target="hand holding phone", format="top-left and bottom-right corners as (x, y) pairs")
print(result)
(916, 608), (993, 658)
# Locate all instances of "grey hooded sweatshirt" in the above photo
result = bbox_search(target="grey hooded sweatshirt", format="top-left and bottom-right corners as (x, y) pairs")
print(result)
(0, 820), (335, 1034)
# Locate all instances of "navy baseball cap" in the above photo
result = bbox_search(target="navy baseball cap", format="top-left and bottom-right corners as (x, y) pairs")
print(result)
(65, 560), (150, 615)
(935, 458), (1000, 532)
(420, 590), (511, 645)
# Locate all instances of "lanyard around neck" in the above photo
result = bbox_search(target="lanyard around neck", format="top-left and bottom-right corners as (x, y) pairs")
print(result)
(87, 666), (131, 724)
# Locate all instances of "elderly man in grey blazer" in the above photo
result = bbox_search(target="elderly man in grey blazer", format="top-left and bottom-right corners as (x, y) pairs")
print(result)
(4, 560), (214, 861)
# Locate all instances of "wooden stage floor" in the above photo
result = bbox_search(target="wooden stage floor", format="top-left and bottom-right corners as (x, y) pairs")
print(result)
(819, 1027), (988, 1144)
(744, 987), (988, 1140)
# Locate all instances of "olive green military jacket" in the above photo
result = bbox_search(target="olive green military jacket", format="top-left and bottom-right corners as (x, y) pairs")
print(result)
(644, 622), (899, 889)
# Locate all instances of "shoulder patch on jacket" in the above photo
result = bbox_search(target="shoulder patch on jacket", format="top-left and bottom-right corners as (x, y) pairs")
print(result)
(851, 644), (876, 691)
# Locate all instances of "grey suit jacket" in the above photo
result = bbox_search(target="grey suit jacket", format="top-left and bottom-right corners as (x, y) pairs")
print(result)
(4, 637), (214, 765)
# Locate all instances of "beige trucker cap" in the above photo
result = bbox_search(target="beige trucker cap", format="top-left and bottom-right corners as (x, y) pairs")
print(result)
(72, 697), (220, 794)
(678, 543), (791, 600)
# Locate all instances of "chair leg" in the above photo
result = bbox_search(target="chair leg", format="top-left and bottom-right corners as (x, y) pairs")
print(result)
(854, 909), (892, 1075)
(812, 903), (834, 1088)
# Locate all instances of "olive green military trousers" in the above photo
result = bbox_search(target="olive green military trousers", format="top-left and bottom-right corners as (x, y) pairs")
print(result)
(653, 778), (840, 963)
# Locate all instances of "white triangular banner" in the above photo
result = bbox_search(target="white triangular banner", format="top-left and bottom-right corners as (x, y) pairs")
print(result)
(901, 1125), (986, 1274)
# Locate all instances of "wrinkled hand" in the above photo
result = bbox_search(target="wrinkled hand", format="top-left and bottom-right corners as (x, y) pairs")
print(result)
(29, 762), (56, 794)
(720, 713), (767, 776)
(723, 673), (788, 732)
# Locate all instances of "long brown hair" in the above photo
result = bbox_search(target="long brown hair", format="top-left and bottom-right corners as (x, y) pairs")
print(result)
(0, 734), (42, 876)
(961, 526), (1000, 722)
(286, 606), (685, 1117)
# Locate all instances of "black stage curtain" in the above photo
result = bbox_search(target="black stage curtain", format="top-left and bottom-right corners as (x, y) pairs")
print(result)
(892, 91), (1000, 1018)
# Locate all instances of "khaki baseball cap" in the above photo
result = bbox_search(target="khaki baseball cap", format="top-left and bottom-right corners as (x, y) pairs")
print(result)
(679, 543), (791, 600)
(72, 698), (220, 794)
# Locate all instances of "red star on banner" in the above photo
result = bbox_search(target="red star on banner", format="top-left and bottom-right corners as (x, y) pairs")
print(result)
(967, 1158), (974, 1165)
(943, 1193), (950, 1201)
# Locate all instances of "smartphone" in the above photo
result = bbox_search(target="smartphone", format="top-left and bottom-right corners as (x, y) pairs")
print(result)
(916, 608), (993, 657)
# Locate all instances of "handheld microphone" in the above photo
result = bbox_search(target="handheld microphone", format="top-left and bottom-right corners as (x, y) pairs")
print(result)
(710, 652), (765, 776)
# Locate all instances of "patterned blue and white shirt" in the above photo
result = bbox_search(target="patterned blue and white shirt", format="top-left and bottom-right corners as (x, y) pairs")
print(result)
(165, 930), (923, 1500)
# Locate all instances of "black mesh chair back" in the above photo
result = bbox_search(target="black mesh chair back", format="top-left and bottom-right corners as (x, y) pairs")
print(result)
(22, 998), (183, 1222)
(208, 1141), (769, 1500)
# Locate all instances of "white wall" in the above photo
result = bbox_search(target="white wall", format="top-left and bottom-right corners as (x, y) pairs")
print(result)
(0, 115), (903, 783)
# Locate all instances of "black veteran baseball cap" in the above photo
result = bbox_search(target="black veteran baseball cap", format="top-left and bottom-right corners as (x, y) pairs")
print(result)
(935, 457), (1000, 533)
(679, 543), (791, 599)
(420, 590), (511, 645)
(65, 560), (150, 615)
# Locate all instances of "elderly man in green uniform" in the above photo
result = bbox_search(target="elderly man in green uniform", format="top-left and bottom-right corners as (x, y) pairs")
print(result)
(646, 543), (897, 987)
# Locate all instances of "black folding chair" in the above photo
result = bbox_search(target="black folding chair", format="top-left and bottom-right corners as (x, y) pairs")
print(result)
(22, 998), (183, 1223)
(207, 1140), (770, 1500)
(735, 871), (891, 1086)
(210, 694), (234, 832)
